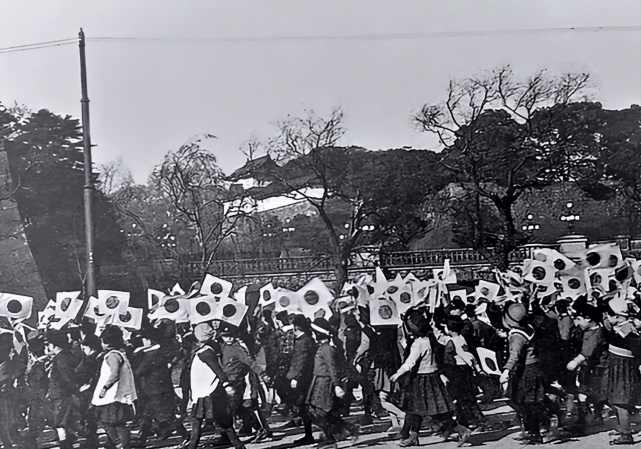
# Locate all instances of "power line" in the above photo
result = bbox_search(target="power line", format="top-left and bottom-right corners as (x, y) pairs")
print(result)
(86, 25), (641, 44)
(0, 38), (78, 54)
(2, 24), (638, 54)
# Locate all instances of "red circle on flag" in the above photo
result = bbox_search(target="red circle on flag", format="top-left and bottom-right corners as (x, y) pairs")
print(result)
(61, 297), (71, 312)
(586, 252), (601, 266)
(223, 304), (237, 317)
(196, 302), (211, 316)
(379, 305), (393, 319)
(304, 291), (319, 305)
(263, 290), (272, 301)
(106, 296), (120, 309)
(164, 299), (180, 313)
(119, 312), (132, 322)
(485, 357), (497, 372)
(400, 292), (412, 304)
(553, 259), (567, 270)
(387, 286), (398, 294)
(279, 296), (291, 307)
(568, 278), (581, 289)
(210, 283), (224, 295)
(7, 300), (22, 314)
(532, 267), (547, 281)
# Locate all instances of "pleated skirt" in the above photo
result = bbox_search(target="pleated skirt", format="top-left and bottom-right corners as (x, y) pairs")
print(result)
(402, 372), (453, 417)
(607, 354), (641, 407)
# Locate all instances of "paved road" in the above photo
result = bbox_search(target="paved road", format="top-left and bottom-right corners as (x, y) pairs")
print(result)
(35, 399), (641, 448)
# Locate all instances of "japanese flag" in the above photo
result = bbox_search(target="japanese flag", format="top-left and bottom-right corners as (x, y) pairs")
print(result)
(433, 259), (456, 284)
(375, 266), (388, 284)
(84, 296), (111, 323)
(370, 297), (401, 327)
(523, 260), (557, 286)
(449, 289), (469, 304)
(149, 295), (190, 323)
(389, 283), (415, 315)
(200, 274), (233, 299)
(475, 281), (501, 302)
(55, 291), (83, 319)
(0, 293), (33, 320)
(404, 272), (420, 284)
(97, 290), (130, 315)
(412, 280), (432, 305)
(170, 283), (185, 296)
(297, 278), (334, 320)
(350, 284), (372, 308)
(147, 289), (167, 311)
(187, 295), (219, 325)
(581, 243), (623, 270)
(214, 297), (248, 328)
(586, 267), (613, 293)
(477, 347), (501, 376)
(335, 296), (356, 314)
(37, 300), (57, 329)
(49, 315), (73, 331)
(259, 283), (278, 306)
(533, 248), (576, 272)
(275, 289), (301, 314)
(110, 307), (143, 330)
(558, 268), (587, 300)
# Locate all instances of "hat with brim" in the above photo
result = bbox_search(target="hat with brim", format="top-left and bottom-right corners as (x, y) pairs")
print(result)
(502, 303), (526, 328)
(311, 317), (333, 337)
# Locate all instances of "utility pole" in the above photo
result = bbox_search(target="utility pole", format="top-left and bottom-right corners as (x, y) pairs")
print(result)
(79, 28), (96, 300)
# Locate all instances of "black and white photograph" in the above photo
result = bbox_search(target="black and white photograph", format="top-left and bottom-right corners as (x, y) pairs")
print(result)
(1, 1), (641, 448)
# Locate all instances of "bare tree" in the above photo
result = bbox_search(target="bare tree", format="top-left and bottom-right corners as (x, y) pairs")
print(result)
(414, 66), (592, 270)
(261, 108), (375, 290)
(98, 158), (134, 197)
(154, 135), (248, 275)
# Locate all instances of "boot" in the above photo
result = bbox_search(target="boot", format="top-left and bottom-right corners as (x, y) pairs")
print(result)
(399, 431), (419, 447)
(610, 433), (634, 445)
(455, 424), (472, 447)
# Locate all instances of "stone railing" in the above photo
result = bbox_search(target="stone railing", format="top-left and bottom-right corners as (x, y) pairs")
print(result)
(100, 246), (532, 281)
(380, 247), (530, 268)
(186, 255), (334, 276)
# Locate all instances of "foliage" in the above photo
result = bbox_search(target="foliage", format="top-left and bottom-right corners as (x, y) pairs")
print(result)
(1, 103), (125, 296)
(152, 135), (249, 274)
(414, 66), (593, 269)
(262, 107), (451, 288)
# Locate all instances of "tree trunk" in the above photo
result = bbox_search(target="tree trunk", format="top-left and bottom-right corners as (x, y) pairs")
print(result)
(494, 198), (517, 272)
(332, 253), (349, 294)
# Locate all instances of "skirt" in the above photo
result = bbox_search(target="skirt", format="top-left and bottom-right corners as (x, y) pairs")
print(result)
(140, 391), (180, 422)
(401, 372), (453, 417)
(578, 365), (608, 403)
(192, 387), (233, 429)
(607, 354), (641, 407)
(306, 375), (335, 414)
(95, 402), (134, 427)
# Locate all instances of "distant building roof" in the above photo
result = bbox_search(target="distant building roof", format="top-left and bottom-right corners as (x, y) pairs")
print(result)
(227, 154), (281, 182)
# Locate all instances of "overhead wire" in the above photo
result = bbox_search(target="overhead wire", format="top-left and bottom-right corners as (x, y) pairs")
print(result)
(86, 25), (641, 43)
(1, 25), (639, 54)
(0, 38), (79, 54)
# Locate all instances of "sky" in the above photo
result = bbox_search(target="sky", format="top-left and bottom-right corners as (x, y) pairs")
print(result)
(1, 0), (640, 183)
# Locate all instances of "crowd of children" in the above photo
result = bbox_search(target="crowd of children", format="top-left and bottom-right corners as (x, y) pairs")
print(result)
(1, 243), (641, 448)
